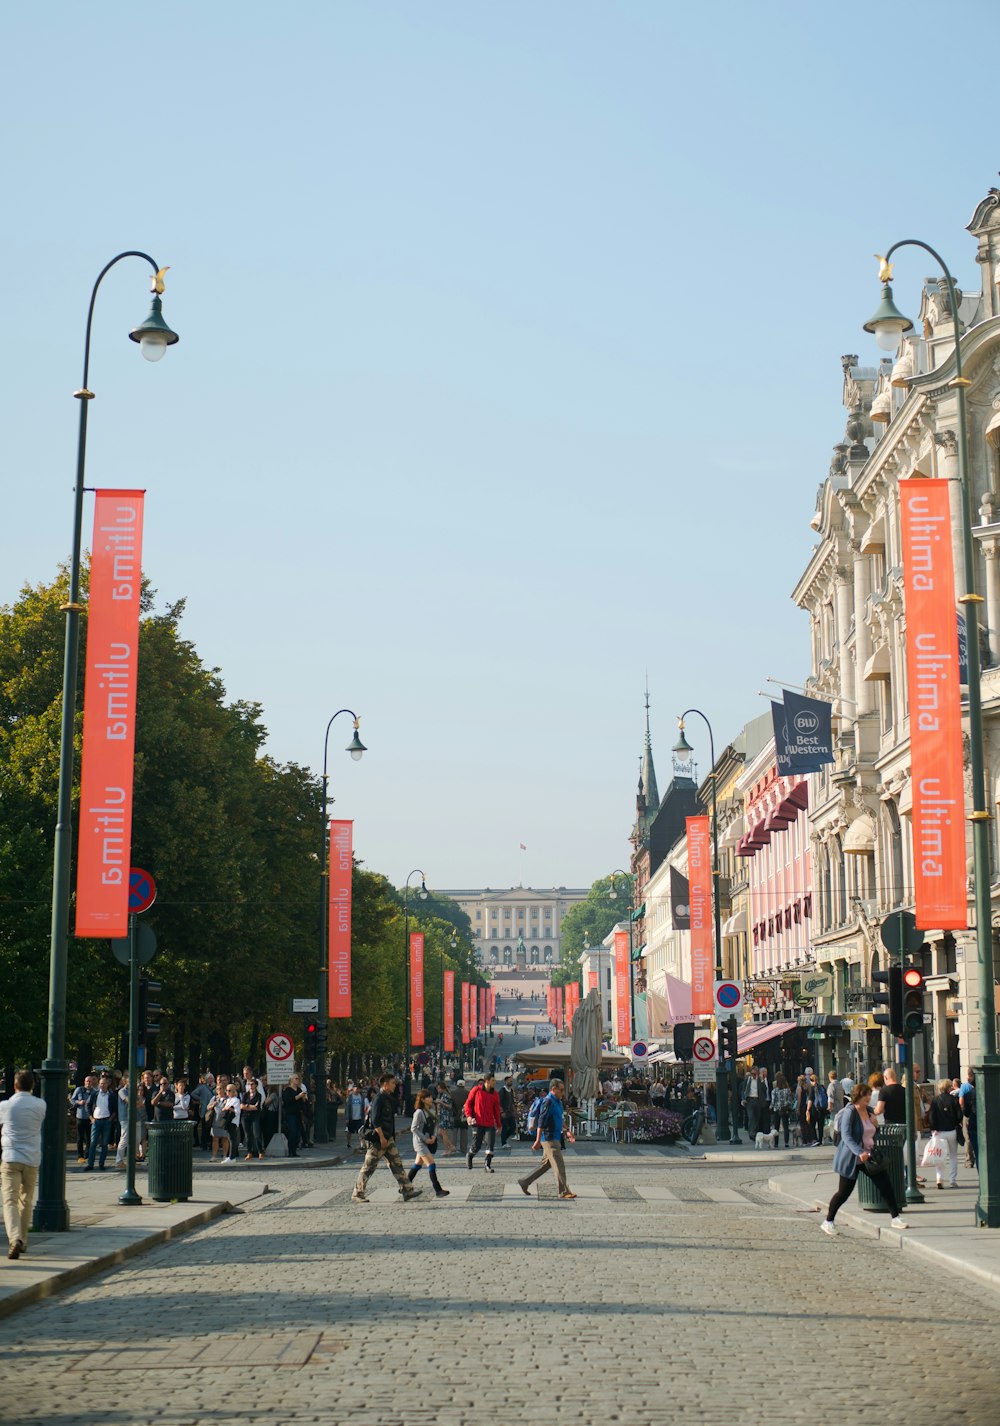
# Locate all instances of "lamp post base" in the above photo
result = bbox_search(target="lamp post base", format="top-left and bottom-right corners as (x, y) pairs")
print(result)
(714, 1065), (730, 1140)
(33, 1059), (70, 1233)
(975, 1057), (1000, 1228)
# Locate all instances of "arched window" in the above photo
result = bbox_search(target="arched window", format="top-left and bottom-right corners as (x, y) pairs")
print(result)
(834, 834), (847, 925)
(490, 948), (498, 964)
(544, 946), (553, 963)
(503, 947), (512, 964)
(884, 800), (904, 908)
(530, 947), (540, 964)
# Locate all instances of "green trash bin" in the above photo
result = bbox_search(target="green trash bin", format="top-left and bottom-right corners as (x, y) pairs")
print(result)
(147, 1120), (194, 1202)
(857, 1123), (906, 1213)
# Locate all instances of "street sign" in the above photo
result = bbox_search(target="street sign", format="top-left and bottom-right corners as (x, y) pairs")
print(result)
(844, 1012), (876, 1030)
(631, 1041), (649, 1059)
(291, 998), (319, 1014)
(128, 867), (157, 915)
(266, 1033), (293, 1061)
(692, 1033), (717, 1064)
(713, 980), (744, 1017)
(880, 909), (924, 954)
(111, 922), (157, 966)
(267, 1058), (293, 1085)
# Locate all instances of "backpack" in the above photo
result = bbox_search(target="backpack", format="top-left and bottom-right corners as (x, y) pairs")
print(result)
(815, 1084), (828, 1111)
(526, 1097), (542, 1133)
(832, 1105), (848, 1147)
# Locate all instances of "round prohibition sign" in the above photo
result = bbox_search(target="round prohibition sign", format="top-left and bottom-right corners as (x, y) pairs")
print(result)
(692, 1034), (716, 1062)
(716, 982), (742, 1010)
(265, 1033), (293, 1062)
(128, 867), (157, 915)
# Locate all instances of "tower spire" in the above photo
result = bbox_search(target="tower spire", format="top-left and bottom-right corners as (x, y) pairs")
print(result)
(641, 676), (659, 813)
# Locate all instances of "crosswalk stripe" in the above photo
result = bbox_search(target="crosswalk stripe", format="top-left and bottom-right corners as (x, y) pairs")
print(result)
(698, 1186), (747, 1203)
(634, 1186), (681, 1202)
(292, 1189), (342, 1207)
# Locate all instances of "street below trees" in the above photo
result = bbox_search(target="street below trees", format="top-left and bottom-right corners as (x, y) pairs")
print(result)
(2, 1146), (998, 1426)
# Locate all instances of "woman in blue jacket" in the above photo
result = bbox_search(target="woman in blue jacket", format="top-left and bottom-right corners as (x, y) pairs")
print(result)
(821, 1082), (908, 1235)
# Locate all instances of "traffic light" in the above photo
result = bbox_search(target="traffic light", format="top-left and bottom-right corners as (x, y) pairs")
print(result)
(138, 978), (162, 1036)
(902, 965), (926, 1037)
(303, 1022), (317, 1062)
(719, 1018), (738, 1060)
(872, 966), (902, 1037)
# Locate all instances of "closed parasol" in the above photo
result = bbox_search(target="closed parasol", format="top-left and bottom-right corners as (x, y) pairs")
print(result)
(570, 987), (604, 1101)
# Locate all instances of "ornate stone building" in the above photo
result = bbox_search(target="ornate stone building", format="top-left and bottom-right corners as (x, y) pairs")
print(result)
(791, 179), (1000, 1080)
(435, 886), (587, 970)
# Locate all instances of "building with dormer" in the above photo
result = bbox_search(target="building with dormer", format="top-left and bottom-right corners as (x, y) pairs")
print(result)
(791, 179), (1000, 1081)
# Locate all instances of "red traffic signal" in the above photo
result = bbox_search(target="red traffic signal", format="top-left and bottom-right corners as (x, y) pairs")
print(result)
(902, 966), (925, 1036)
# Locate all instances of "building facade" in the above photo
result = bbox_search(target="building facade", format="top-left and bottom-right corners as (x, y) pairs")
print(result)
(791, 180), (1000, 1080)
(436, 886), (588, 970)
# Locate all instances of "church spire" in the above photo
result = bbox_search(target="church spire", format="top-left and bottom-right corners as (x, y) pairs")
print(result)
(641, 677), (659, 814)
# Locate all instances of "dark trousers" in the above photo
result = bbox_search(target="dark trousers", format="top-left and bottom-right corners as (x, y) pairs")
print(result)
(774, 1109), (791, 1147)
(87, 1119), (112, 1168)
(470, 1126), (495, 1158)
(746, 1100), (763, 1136)
(76, 1120), (90, 1158)
(827, 1166), (900, 1221)
(286, 1114), (301, 1156)
(243, 1114), (263, 1156)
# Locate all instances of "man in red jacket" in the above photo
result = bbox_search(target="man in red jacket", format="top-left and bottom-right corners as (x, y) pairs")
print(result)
(464, 1073), (502, 1174)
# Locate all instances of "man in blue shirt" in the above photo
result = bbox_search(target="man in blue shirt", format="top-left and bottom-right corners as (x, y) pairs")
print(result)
(517, 1078), (576, 1200)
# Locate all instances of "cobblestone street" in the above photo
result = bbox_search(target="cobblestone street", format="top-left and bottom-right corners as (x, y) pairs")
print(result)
(3, 1150), (1000, 1426)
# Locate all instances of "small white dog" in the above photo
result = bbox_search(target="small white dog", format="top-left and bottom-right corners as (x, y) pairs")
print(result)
(754, 1129), (779, 1150)
(790, 1123), (802, 1148)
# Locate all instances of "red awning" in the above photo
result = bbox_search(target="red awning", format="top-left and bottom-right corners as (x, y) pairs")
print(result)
(776, 797), (800, 823)
(747, 820), (771, 847)
(737, 1019), (799, 1053)
(765, 809), (792, 833)
(787, 781), (808, 811)
(736, 835), (756, 859)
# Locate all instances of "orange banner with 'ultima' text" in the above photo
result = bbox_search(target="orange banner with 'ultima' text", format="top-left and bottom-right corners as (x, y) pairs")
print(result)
(444, 970), (455, 1052)
(687, 816), (714, 1014)
(328, 820), (352, 1017)
(461, 981), (470, 1044)
(614, 930), (631, 1047)
(76, 491), (144, 938)
(410, 932), (425, 1046)
(900, 480), (967, 928)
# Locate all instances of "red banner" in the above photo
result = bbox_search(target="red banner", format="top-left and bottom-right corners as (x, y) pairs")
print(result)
(900, 480), (968, 928)
(328, 819), (353, 1017)
(480, 986), (487, 1029)
(614, 930), (631, 1046)
(470, 981), (478, 1040)
(461, 981), (470, 1043)
(410, 932), (425, 1046)
(444, 970), (455, 1053)
(76, 490), (145, 938)
(587, 971), (598, 993)
(567, 982), (578, 1028)
(687, 815), (714, 1014)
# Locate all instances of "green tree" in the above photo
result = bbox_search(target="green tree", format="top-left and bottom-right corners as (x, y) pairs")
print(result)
(549, 876), (626, 987)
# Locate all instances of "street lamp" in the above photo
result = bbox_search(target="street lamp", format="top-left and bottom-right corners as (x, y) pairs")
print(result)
(314, 709), (366, 1144)
(864, 241), (1000, 1226)
(445, 932), (458, 1072)
(402, 870), (429, 1069)
(609, 870), (637, 1043)
(34, 254), (179, 1234)
(675, 710), (740, 1145)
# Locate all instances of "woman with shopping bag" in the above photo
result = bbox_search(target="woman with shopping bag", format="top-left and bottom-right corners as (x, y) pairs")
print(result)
(820, 1083), (907, 1236)
(925, 1078), (962, 1188)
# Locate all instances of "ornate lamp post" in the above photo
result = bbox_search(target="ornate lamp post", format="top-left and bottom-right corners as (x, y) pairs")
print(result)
(864, 243), (1000, 1226)
(674, 711), (740, 1144)
(35, 254), (179, 1234)
(608, 870), (637, 1043)
(314, 710), (366, 1144)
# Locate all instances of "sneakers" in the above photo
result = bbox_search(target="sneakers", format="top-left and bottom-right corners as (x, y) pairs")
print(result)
(435, 1188), (451, 1198)
(402, 1187), (422, 1201)
(485, 1159), (495, 1174)
(466, 1152), (474, 1171)
(936, 1180), (944, 1190)
(518, 1180), (531, 1197)
(820, 1220), (837, 1236)
(7, 1239), (24, 1260)
(889, 1216), (908, 1230)
(221, 1157), (232, 1165)
(351, 1193), (368, 1203)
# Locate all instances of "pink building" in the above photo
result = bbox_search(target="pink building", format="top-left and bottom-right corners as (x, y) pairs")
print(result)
(737, 755), (813, 983)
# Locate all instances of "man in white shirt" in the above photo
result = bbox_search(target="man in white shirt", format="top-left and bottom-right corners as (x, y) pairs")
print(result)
(1, 1070), (47, 1258)
(87, 1074), (116, 1170)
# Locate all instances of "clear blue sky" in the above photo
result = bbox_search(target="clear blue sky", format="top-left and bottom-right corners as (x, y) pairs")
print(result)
(3, 3), (997, 889)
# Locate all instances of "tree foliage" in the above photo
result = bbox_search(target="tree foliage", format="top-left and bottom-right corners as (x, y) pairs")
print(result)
(549, 876), (625, 987)
(0, 570), (486, 1075)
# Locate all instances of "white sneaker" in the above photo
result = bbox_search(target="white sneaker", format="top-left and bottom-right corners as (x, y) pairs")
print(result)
(820, 1220), (837, 1236)
(889, 1215), (908, 1229)
(221, 1157), (232, 1165)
